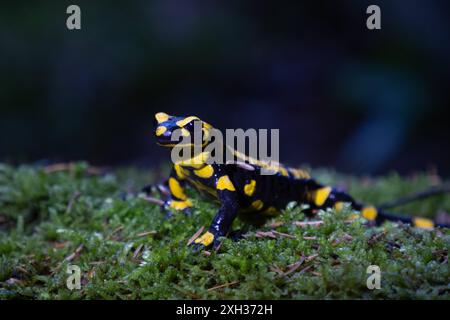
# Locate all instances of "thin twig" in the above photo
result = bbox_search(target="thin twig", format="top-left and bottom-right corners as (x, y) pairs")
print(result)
(368, 231), (387, 245)
(136, 230), (157, 238)
(207, 280), (239, 292)
(378, 183), (450, 209)
(271, 230), (296, 239)
(64, 244), (84, 262)
(255, 231), (277, 238)
(110, 226), (124, 236)
(267, 221), (285, 228)
(133, 244), (144, 260)
(157, 184), (171, 196)
(142, 196), (164, 206)
(187, 226), (205, 246)
(44, 163), (103, 175)
(269, 264), (284, 275)
(66, 191), (81, 214)
(283, 256), (305, 276)
(293, 220), (324, 227)
(297, 265), (313, 275)
(305, 253), (319, 262)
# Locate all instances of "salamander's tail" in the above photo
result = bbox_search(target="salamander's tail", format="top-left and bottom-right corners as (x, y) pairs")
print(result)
(302, 180), (450, 229)
(362, 207), (449, 229)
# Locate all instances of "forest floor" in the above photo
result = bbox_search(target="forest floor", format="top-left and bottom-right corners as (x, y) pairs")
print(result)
(0, 162), (449, 299)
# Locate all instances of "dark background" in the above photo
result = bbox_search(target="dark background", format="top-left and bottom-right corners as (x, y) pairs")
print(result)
(1, 0), (449, 176)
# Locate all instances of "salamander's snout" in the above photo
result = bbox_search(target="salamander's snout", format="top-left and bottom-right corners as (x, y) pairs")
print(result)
(154, 112), (170, 125)
(154, 112), (176, 146)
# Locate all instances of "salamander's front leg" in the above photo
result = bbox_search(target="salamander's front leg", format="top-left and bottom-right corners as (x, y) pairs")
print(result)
(163, 165), (193, 217)
(193, 175), (239, 250)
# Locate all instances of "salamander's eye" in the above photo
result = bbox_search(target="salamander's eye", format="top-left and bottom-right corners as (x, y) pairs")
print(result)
(183, 119), (200, 131)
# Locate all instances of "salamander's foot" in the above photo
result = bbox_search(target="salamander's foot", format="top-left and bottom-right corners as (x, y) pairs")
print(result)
(190, 231), (222, 251)
(161, 199), (193, 219)
(191, 242), (209, 253)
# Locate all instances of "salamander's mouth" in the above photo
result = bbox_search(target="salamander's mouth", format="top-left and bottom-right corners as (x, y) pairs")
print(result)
(155, 130), (177, 147)
(155, 130), (192, 147)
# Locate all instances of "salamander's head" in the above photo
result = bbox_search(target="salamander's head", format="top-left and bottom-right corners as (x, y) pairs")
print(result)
(154, 112), (213, 148)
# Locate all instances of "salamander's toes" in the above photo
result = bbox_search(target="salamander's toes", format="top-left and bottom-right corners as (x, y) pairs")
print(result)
(189, 231), (215, 252)
(189, 231), (225, 253)
(161, 200), (193, 219)
(163, 208), (190, 219)
(163, 210), (175, 220)
(182, 207), (192, 217)
(190, 242), (209, 253)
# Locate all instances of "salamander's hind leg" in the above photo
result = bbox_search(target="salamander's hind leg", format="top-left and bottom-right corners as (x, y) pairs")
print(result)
(145, 166), (194, 218)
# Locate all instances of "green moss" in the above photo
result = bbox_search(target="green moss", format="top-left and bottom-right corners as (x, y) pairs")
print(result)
(0, 163), (449, 299)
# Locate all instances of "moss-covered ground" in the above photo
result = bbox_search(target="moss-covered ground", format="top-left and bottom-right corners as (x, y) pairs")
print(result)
(0, 163), (449, 299)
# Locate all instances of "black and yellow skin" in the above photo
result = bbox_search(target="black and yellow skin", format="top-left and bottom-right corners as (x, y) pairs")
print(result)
(152, 112), (445, 250)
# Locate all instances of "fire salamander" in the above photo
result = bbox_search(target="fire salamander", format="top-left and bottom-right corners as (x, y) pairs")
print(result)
(151, 112), (447, 250)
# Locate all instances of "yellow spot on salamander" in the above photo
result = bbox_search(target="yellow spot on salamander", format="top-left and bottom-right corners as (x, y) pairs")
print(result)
(244, 180), (256, 196)
(251, 200), (264, 211)
(174, 164), (186, 179)
(334, 202), (344, 211)
(169, 199), (193, 210)
(413, 217), (434, 229)
(289, 168), (310, 179)
(176, 116), (199, 127)
(217, 175), (236, 191)
(263, 206), (278, 216)
(155, 126), (167, 136)
(194, 231), (214, 246)
(313, 187), (332, 206)
(155, 112), (169, 123)
(362, 206), (378, 221)
(169, 177), (186, 200)
(176, 151), (210, 169)
(279, 167), (289, 177)
(180, 128), (190, 137)
(194, 165), (214, 179)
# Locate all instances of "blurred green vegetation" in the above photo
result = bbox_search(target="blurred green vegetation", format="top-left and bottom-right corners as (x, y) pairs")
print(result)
(2, 1), (450, 174)
(0, 163), (449, 299)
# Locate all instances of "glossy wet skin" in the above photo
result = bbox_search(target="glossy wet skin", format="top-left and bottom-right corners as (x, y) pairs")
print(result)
(151, 112), (441, 250)
(154, 112), (210, 147)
